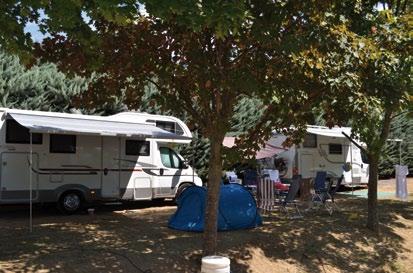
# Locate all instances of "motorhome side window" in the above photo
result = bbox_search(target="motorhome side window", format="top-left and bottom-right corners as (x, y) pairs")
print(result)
(302, 134), (317, 148)
(155, 121), (185, 135)
(174, 124), (184, 135)
(125, 140), (150, 156)
(50, 134), (76, 153)
(6, 119), (42, 144)
(329, 143), (342, 154)
(160, 147), (183, 169)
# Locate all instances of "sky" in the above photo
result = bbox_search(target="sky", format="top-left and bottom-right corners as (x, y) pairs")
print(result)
(24, 22), (49, 42)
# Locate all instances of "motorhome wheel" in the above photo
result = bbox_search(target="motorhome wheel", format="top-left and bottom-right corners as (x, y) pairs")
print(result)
(59, 192), (83, 214)
(175, 183), (193, 200)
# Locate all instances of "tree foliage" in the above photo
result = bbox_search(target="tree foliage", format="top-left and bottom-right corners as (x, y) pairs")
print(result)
(379, 112), (413, 176)
(0, 51), (89, 112)
(32, 1), (334, 256)
(301, 9), (412, 231)
(2, 0), (411, 252)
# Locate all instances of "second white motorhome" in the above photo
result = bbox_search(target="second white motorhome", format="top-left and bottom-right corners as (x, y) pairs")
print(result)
(0, 108), (202, 213)
(264, 126), (369, 186)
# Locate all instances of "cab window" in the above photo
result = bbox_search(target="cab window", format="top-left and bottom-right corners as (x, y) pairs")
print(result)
(160, 147), (184, 169)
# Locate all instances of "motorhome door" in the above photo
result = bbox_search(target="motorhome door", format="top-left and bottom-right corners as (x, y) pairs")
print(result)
(300, 153), (315, 178)
(156, 146), (185, 196)
(101, 137), (120, 198)
(0, 152), (39, 201)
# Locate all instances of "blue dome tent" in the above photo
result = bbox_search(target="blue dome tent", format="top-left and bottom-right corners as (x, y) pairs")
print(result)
(168, 184), (262, 232)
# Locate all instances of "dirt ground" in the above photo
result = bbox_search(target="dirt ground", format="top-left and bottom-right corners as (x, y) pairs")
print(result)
(0, 179), (412, 273)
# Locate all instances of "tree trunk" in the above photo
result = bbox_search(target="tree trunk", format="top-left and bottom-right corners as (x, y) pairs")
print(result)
(366, 109), (393, 232)
(203, 135), (224, 256)
(367, 154), (379, 232)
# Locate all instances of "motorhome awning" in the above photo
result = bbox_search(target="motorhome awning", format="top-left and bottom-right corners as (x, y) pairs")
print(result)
(255, 144), (286, 159)
(223, 137), (286, 159)
(7, 112), (191, 140)
(307, 127), (352, 138)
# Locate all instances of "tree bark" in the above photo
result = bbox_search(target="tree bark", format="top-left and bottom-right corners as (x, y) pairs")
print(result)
(366, 109), (393, 232)
(203, 135), (224, 256)
(367, 154), (379, 232)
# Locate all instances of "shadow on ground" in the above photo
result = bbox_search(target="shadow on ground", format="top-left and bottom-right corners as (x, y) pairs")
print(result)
(0, 196), (411, 273)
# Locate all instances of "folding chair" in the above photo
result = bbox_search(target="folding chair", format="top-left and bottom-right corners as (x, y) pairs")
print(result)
(326, 175), (344, 212)
(257, 176), (276, 214)
(311, 173), (343, 215)
(277, 176), (302, 219)
(312, 171), (328, 201)
(310, 171), (333, 214)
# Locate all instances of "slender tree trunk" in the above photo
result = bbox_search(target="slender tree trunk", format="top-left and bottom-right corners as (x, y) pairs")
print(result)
(367, 154), (379, 232)
(203, 135), (224, 256)
(366, 109), (393, 232)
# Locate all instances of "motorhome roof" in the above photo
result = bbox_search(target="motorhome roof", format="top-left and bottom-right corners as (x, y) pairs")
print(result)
(0, 108), (191, 141)
(108, 111), (192, 137)
(306, 125), (352, 138)
(109, 111), (183, 123)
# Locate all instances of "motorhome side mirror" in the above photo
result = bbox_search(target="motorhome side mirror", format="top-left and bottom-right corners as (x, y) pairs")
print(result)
(159, 168), (164, 176)
(181, 161), (189, 169)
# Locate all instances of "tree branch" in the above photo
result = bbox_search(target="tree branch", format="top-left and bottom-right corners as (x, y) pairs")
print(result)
(379, 109), (394, 147)
(390, 110), (411, 120)
(145, 77), (205, 126)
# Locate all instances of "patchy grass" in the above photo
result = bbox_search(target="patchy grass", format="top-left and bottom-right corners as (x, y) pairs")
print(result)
(0, 179), (412, 273)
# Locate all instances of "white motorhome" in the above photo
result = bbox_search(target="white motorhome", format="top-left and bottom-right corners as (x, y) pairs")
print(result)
(0, 108), (202, 213)
(264, 126), (369, 185)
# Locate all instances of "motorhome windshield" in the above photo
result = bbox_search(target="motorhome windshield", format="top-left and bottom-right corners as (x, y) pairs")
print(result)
(361, 150), (369, 164)
(160, 147), (187, 169)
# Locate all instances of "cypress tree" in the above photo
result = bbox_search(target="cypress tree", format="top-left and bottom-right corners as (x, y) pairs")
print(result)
(379, 112), (413, 177)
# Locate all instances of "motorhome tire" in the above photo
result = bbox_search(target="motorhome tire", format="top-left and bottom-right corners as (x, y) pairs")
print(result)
(58, 191), (83, 214)
(175, 183), (193, 200)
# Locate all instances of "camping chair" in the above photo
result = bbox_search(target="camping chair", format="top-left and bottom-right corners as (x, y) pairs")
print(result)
(276, 176), (302, 219)
(326, 175), (344, 212)
(242, 169), (258, 195)
(257, 176), (277, 214)
(309, 171), (332, 214)
(310, 173), (343, 215)
(311, 171), (328, 203)
(313, 172), (328, 199)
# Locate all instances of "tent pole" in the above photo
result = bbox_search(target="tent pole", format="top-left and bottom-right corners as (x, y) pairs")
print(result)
(399, 141), (402, 165)
(29, 132), (33, 233)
